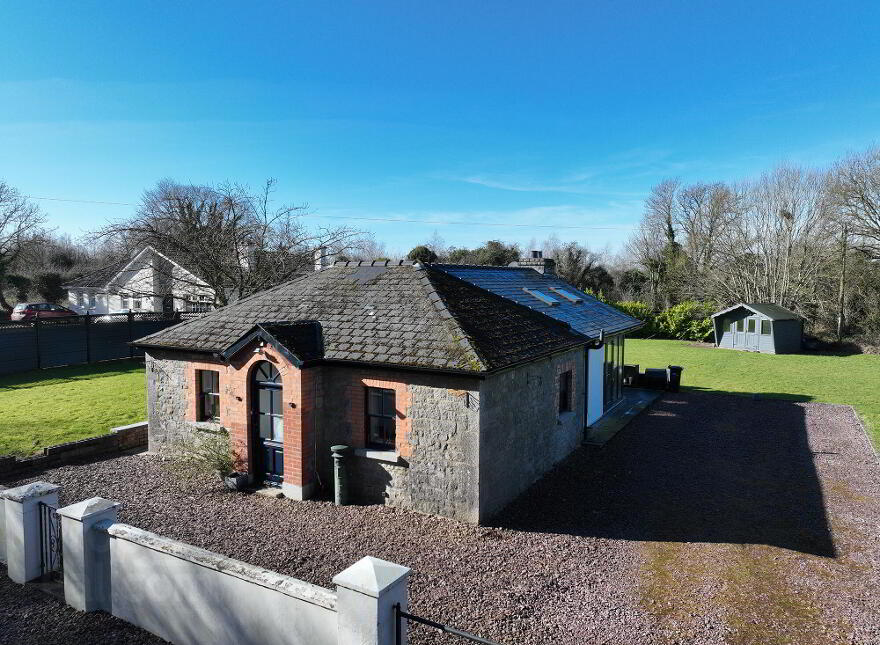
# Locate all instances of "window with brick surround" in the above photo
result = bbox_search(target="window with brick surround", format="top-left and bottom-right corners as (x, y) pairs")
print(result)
(558, 369), (573, 413)
(198, 370), (220, 422)
(366, 387), (396, 449)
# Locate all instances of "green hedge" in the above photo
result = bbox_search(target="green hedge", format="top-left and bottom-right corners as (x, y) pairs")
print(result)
(614, 300), (714, 341)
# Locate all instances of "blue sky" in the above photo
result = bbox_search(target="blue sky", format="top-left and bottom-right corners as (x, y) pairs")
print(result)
(2, 1), (879, 254)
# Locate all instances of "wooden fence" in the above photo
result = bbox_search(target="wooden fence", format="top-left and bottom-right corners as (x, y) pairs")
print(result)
(0, 312), (199, 376)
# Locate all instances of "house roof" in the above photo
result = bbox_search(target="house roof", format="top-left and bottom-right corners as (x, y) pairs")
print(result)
(220, 321), (324, 366)
(430, 264), (643, 339)
(133, 262), (588, 374)
(64, 258), (132, 288)
(63, 246), (209, 291)
(711, 302), (800, 321)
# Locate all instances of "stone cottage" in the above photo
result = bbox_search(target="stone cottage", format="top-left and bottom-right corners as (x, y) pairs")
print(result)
(134, 258), (640, 523)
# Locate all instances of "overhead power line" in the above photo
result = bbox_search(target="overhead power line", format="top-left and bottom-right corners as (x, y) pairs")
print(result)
(24, 194), (636, 231)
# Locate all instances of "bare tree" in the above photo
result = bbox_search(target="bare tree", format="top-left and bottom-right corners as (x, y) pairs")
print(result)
(97, 179), (360, 306)
(0, 182), (46, 311)
(831, 147), (880, 259)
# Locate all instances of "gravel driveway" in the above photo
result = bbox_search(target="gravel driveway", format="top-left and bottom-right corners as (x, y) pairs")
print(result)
(2, 391), (879, 645)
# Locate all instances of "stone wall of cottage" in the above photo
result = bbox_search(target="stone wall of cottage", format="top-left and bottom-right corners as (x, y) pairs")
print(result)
(477, 347), (586, 521)
(145, 350), (195, 451)
(314, 366), (481, 523)
(145, 347), (312, 498)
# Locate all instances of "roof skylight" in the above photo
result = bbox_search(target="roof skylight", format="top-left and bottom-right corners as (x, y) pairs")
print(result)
(522, 288), (559, 306)
(549, 287), (583, 303)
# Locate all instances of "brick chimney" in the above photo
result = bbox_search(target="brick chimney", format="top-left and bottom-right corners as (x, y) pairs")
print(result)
(510, 250), (556, 275)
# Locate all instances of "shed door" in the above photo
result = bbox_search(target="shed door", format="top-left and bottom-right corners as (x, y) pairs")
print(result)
(744, 317), (760, 351)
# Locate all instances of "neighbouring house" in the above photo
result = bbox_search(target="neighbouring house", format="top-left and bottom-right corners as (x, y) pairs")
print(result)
(711, 302), (803, 354)
(133, 254), (642, 523)
(64, 246), (215, 315)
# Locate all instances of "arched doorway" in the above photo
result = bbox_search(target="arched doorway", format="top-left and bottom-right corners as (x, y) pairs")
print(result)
(251, 361), (284, 485)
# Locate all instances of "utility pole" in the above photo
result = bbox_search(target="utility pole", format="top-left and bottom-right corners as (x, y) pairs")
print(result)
(836, 224), (849, 343)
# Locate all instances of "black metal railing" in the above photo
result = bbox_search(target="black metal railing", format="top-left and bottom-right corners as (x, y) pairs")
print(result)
(38, 501), (63, 581)
(394, 603), (503, 645)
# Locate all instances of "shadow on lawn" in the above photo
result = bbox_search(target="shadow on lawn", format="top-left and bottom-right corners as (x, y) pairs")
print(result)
(494, 391), (837, 558)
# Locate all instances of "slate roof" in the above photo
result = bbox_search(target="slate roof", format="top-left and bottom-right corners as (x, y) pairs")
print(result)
(431, 264), (643, 339)
(711, 303), (800, 321)
(133, 262), (588, 373)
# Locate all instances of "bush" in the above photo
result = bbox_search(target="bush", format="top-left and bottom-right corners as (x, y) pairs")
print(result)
(613, 301), (658, 337)
(655, 301), (714, 341)
(611, 300), (714, 341)
(166, 427), (244, 482)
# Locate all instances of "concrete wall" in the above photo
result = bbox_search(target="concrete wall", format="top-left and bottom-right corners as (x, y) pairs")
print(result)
(477, 348), (585, 521)
(105, 523), (338, 645)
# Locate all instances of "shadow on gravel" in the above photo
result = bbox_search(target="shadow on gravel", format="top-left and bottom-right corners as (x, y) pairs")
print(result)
(495, 391), (836, 558)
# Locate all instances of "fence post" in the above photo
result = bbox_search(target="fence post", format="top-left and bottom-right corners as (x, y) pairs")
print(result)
(57, 497), (119, 612)
(34, 316), (41, 369)
(128, 310), (134, 358)
(1, 482), (61, 584)
(334, 556), (410, 645)
(85, 312), (92, 363)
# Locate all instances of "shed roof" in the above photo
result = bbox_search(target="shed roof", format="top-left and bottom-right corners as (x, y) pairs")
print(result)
(133, 262), (588, 374)
(430, 264), (643, 339)
(711, 302), (800, 321)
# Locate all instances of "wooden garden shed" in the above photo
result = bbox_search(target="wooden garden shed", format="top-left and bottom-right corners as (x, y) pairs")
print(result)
(711, 303), (803, 354)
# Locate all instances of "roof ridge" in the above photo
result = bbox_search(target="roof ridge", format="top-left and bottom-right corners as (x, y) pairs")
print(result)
(331, 259), (418, 267)
(413, 268), (487, 372)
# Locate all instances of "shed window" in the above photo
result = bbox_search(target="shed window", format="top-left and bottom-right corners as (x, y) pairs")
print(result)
(366, 387), (396, 449)
(761, 320), (771, 335)
(198, 370), (220, 421)
(747, 319), (756, 333)
(558, 370), (573, 413)
(736, 319), (744, 332)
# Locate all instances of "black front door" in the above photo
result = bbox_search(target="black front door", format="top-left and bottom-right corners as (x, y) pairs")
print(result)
(252, 361), (284, 486)
(162, 295), (174, 315)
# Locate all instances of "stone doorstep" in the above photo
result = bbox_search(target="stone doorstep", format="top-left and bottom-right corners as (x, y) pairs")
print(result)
(253, 487), (285, 499)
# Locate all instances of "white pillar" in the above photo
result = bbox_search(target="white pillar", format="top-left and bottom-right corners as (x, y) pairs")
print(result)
(333, 556), (410, 645)
(57, 497), (120, 612)
(2, 482), (61, 584)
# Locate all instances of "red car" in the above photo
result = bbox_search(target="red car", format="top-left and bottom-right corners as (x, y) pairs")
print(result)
(10, 302), (78, 321)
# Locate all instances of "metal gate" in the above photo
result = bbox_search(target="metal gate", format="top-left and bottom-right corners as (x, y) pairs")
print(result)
(37, 501), (63, 581)
(394, 603), (502, 645)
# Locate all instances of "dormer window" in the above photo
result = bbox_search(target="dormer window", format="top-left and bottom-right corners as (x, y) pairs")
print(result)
(549, 287), (583, 304)
(522, 288), (559, 306)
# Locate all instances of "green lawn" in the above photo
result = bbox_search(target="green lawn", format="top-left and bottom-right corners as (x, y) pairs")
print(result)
(0, 360), (147, 456)
(627, 339), (880, 449)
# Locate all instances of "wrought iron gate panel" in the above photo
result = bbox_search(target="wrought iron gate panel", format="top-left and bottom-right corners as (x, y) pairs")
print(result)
(38, 501), (63, 581)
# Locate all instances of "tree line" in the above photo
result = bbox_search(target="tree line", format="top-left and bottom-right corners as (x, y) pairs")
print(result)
(3, 146), (878, 346)
(626, 147), (880, 344)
